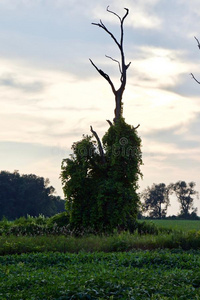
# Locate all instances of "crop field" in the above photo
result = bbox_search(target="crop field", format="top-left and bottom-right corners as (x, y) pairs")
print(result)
(1, 250), (200, 299)
(1, 218), (200, 299)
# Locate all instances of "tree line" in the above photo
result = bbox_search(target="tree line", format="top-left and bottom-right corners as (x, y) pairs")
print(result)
(140, 181), (199, 219)
(0, 170), (65, 220)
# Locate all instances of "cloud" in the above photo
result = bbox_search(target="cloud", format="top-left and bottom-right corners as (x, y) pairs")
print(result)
(143, 125), (200, 150)
(0, 73), (45, 93)
(130, 46), (191, 89)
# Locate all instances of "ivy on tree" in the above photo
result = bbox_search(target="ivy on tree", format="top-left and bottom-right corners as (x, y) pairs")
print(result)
(61, 7), (142, 233)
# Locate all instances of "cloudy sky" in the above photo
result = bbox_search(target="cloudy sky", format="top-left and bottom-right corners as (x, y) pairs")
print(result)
(1, 0), (200, 215)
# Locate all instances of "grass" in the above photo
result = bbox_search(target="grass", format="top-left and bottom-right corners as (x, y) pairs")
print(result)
(0, 218), (200, 256)
(1, 250), (200, 299)
(145, 219), (200, 231)
(1, 229), (200, 255)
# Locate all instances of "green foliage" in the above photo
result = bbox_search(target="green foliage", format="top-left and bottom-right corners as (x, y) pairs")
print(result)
(142, 183), (170, 218)
(47, 211), (70, 227)
(2, 219), (200, 255)
(141, 181), (199, 218)
(1, 250), (200, 299)
(0, 170), (65, 220)
(61, 118), (142, 233)
(171, 181), (199, 217)
(0, 214), (71, 237)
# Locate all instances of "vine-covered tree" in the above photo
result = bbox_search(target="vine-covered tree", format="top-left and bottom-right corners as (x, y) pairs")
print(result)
(141, 183), (170, 218)
(61, 7), (142, 233)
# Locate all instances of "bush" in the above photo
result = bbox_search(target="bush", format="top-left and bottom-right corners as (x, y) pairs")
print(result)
(48, 212), (69, 227)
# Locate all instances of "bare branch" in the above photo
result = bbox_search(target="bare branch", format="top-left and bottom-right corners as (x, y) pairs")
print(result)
(194, 36), (200, 49)
(126, 62), (131, 70)
(107, 5), (121, 21)
(89, 59), (116, 94)
(120, 8), (129, 48)
(91, 20), (121, 50)
(191, 73), (200, 84)
(121, 8), (129, 24)
(105, 55), (122, 74)
(134, 124), (140, 130)
(90, 126), (105, 164)
(106, 119), (113, 126)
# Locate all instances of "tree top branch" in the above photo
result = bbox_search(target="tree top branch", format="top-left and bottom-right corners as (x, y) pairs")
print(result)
(191, 73), (200, 84)
(107, 5), (121, 21)
(194, 36), (200, 49)
(106, 6), (129, 24)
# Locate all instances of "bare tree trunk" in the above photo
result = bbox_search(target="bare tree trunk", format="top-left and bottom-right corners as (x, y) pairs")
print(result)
(90, 6), (131, 123)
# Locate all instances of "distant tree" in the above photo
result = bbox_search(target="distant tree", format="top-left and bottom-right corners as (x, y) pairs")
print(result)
(141, 183), (170, 218)
(171, 181), (199, 218)
(0, 170), (65, 220)
(191, 36), (200, 84)
(61, 7), (142, 233)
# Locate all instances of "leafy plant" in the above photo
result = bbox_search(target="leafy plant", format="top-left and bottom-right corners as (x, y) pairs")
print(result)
(1, 250), (200, 299)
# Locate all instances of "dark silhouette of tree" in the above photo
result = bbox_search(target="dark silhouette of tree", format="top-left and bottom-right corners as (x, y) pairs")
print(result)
(61, 7), (142, 233)
(171, 181), (199, 218)
(191, 36), (200, 84)
(0, 170), (65, 220)
(90, 6), (131, 123)
(141, 183), (170, 218)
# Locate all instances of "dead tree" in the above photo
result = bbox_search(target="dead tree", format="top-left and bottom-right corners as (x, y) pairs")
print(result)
(191, 36), (200, 84)
(89, 6), (131, 123)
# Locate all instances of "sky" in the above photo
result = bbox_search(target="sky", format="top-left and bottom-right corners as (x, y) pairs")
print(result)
(0, 0), (200, 215)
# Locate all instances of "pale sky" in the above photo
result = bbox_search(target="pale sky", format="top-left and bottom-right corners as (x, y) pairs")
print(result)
(0, 0), (200, 215)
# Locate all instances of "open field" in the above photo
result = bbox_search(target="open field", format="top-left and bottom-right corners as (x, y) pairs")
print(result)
(1, 250), (200, 299)
(145, 219), (200, 231)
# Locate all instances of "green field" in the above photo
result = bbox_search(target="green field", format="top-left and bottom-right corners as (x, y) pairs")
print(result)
(145, 219), (200, 231)
(1, 250), (200, 299)
(1, 219), (200, 299)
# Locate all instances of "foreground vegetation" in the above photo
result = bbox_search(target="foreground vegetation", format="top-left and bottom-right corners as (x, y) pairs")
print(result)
(1, 217), (200, 298)
(1, 250), (200, 299)
(1, 230), (200, 256)
(0, 216), (200, 255)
